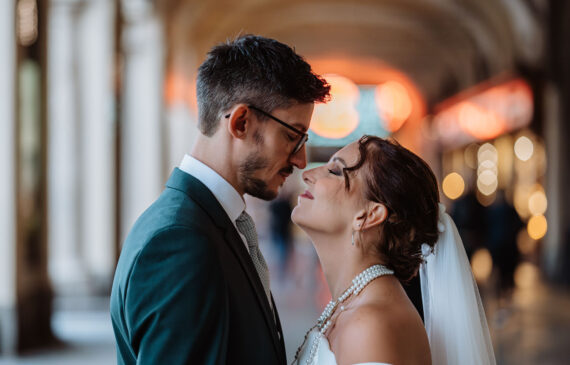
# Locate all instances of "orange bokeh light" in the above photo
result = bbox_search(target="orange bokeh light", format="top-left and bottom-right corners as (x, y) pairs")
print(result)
(310, 74), (360, 139)
(164, 70), (197, 111)
(434, 78), (533, 143)
(375, 81), (413, 132)
(458, 102), (505, 140)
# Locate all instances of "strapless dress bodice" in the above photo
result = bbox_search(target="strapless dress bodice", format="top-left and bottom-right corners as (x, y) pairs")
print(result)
(294, 329), (391, 365)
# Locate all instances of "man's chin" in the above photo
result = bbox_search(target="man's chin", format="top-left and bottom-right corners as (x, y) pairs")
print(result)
(249, 188), (278, 201)
(244, 180), (279, 201)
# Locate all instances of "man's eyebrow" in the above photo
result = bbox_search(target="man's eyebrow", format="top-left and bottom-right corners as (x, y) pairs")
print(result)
(292, 123), (307, 132)
(332, 157), (347, 166)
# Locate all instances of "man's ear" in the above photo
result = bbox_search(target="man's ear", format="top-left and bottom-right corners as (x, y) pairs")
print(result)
(353, 203), (387, 230)
(226, 104), (250, 139)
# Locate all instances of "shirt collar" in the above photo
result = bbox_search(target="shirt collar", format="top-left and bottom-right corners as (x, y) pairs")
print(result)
(179, 155), (245, 222)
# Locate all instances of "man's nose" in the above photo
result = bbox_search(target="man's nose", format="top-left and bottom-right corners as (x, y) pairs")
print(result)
(289, 143), (307, 170)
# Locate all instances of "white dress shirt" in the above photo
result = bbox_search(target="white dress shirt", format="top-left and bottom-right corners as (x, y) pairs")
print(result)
(179, 154), (249, 251)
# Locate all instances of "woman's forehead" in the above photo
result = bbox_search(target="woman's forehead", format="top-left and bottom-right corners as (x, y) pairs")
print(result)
(332, 142), (360, 165)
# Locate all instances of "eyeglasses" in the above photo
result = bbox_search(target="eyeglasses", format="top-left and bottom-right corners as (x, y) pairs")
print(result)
(226, 105), (309, 155)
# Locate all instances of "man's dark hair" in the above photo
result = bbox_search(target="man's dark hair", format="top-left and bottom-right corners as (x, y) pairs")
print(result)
(196, 35), (330, 136)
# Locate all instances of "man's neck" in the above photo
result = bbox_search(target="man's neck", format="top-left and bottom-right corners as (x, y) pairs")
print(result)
(191, 136), (244, 196)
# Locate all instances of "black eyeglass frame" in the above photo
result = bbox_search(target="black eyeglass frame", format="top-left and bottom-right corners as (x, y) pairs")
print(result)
(225, 105), (309, 154)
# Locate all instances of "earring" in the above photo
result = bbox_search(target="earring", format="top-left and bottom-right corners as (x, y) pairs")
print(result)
(352, 223), (361, 246)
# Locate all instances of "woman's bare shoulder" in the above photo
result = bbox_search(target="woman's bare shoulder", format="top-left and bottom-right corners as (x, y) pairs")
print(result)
(332, 301), (430, 365)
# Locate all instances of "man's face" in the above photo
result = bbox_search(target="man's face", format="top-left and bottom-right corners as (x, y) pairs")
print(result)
(238, 103), (314, 200)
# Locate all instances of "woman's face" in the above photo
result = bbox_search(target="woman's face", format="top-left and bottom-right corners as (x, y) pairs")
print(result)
(292, 141), (365, 234)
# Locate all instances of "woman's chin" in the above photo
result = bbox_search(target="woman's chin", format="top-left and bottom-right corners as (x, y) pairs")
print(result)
(291, 207), (309, 230)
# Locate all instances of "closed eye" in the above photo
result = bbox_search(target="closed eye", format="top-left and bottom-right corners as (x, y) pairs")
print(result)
(328, 168), (342, 176)
(287, 134), (297, 142)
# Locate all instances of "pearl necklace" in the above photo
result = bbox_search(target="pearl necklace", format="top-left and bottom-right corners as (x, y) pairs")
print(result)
(292, 264), (394, 365)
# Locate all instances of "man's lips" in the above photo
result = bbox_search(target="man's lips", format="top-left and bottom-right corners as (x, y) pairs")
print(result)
(300, 190), (314, 199)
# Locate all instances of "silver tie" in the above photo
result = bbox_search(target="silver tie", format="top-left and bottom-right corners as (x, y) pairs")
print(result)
(236, 211), (271, 305)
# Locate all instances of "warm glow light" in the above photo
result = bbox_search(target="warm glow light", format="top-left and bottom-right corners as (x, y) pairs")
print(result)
(514, 262), (540, 289)
(527, 215), (547, 240)
(458, 102), (505, 140)
(375, 81), (413, 132)
(477, 143), (498, 163)
(442, 172), (465, 200)
(517, 229), (537, 255)
(477, 174), (498, 196)
(433, 79), (533, 147)
(477, 143), (498, 196)
(164, 71), (197, 111)
(528, 190), (547, 216)
(514, 136), (534, 161)
(476, 190), (496, 206)
(514, 184), (533, 219)
(311, 74), (359, 138)
(464, 143), (479, 169)
(471, 248), (493, 283)
(477, 160), (497, 177)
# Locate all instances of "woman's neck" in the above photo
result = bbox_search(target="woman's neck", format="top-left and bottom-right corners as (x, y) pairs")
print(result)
(308, 230), (383, 300)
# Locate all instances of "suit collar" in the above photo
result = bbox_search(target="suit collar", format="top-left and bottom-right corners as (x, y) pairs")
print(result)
(165, 168), (286, 364)
(179, 155), (245, 223)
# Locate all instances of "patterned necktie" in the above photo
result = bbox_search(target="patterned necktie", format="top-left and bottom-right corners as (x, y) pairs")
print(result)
(236, 211), (272, 306)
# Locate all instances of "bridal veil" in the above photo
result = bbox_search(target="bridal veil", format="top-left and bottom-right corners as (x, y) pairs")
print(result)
(420, 203), (496, 365)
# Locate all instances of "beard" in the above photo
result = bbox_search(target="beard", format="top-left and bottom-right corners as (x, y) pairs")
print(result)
(238, 152), (294, 201)
(238, 152), (276, 200)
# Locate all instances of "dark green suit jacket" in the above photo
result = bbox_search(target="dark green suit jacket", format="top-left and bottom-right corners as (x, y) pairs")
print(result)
(110, 168), (287, 364)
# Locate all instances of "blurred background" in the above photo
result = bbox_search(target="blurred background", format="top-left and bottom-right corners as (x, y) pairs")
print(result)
(1, 0), (569, 364)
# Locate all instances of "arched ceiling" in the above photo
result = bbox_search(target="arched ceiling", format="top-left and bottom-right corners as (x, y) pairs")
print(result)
(155, 0), (545, 108)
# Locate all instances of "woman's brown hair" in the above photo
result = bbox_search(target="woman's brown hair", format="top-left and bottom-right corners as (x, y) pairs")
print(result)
(343, 136), (440, 283)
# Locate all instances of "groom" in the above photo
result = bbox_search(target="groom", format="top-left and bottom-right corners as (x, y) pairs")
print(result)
(110, 35), (330, 364)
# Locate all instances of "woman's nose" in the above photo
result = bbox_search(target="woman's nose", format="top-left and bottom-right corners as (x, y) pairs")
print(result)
(302, 168), (315, 185)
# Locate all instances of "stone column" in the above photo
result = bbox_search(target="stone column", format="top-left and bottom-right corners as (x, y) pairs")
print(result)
(76, 0), (116, 292)
(0, 0), (17, 355)
(47, 0), (87, 294)
(120, 0), (164, 242)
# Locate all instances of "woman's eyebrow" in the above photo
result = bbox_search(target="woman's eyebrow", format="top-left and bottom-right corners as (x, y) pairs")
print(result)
(332, 157), (347, 167)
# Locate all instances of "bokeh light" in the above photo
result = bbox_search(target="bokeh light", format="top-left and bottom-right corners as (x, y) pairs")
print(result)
(464, 143), (479, 169)
(514, 184), (533, 219)
(527, 214), (548, 240)
(528, 189), (547, 216)
(471, 248), (493, 283)
(514, 135), (534, 161)
(476, 143), (499, 196)
(442, 172), (465, 199)
(517, 229), (537, 255)
(375, 81), (413, 132)
(311, 74), (360, 139)
(514, 262), (541, 289)
(458, 102), (504, 140)
(477, 143), (498, 163)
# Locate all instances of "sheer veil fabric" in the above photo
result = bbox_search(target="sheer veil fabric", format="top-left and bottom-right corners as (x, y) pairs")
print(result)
(420, 203), (496, 365)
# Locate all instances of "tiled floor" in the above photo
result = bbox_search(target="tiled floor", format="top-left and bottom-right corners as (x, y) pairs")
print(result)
(1, 236), (569, 364)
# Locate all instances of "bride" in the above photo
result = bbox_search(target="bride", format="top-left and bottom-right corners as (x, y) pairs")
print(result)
(291, 136), (496, 365)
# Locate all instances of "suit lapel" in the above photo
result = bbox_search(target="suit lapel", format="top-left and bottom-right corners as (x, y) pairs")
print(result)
(166, 169), (286, 364)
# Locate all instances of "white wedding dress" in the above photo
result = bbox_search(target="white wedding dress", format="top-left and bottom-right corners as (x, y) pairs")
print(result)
(295, 329), (391, 365)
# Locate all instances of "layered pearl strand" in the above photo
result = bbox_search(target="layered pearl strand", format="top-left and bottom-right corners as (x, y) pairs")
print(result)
(292, 264), (394, 365)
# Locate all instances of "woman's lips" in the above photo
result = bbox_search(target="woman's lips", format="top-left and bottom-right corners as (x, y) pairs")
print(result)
(300, 190), (314, 199)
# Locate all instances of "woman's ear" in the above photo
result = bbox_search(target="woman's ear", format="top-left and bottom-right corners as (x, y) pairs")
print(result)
(354, 203), (387, 230)
(227, 104), (249, 139)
